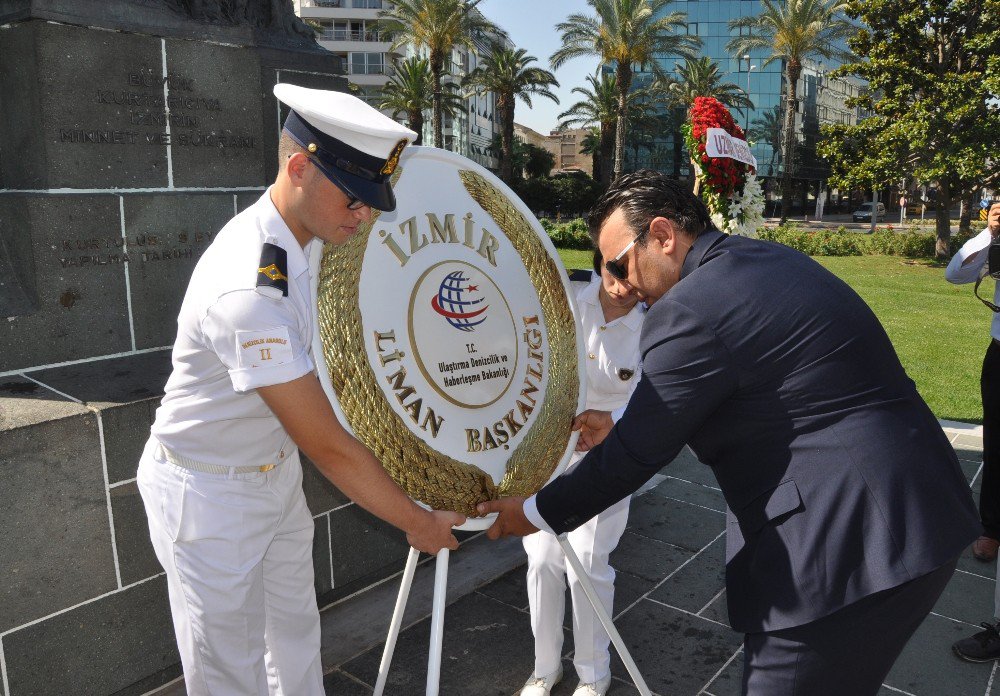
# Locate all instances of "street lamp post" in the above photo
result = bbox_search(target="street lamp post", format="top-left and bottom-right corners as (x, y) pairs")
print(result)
(743, 55), (757, 132)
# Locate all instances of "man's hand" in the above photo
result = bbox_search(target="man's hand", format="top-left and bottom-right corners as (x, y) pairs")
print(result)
(573, 409), (614, 451)
(406, 510), (466, 554)
(476, 497), (537, 539)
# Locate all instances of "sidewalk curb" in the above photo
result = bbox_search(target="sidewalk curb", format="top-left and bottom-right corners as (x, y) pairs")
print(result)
(940, 418), (984, 450)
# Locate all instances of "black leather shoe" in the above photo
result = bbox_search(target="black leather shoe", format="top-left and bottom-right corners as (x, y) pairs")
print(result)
(954, 623), (1000, 662)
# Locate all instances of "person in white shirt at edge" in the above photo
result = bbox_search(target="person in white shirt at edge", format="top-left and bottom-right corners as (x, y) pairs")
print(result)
(136, 84), (464, 696)
(520, 250), (645, 696)
(946, 199), (1000, 661)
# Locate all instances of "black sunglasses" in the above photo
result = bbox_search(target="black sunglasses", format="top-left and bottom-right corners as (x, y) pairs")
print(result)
(604, 227), (649, 280)
(307, 158), (368, 210)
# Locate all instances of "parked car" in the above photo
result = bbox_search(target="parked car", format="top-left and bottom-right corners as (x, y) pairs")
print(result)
(853, 202), (886, 222)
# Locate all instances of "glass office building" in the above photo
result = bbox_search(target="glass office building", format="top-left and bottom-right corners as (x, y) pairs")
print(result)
(632, 0), (867, 212)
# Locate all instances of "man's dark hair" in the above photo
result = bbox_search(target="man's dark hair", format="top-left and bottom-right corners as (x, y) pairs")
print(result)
(587, 169), (714, 245)
(592, 247), (603, 275)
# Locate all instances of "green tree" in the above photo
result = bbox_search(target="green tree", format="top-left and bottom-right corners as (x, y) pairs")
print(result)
(379, 0), (502, 148)
(463, 42), (559, 184)
(378, 56), (463, 145)
(523, 143), (556, 178)
(579, 126), (604, 182)
(727, 0), (853, 219)
(557, 71), (619, 186)
(551, 0), (700, 181)
(748, 104), (784, 177)
(819, 0), (1000, 256)
(659, 56), (754, 116)
(656, 57), (754, 185)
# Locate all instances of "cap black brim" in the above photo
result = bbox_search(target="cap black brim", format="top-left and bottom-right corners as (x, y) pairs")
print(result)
(312, 158), (396, 212)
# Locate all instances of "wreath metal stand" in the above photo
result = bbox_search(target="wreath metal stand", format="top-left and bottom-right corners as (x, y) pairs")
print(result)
(372, 538), (652, 696)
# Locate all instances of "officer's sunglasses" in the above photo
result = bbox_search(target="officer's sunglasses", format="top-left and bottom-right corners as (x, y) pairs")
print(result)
(307, 158), (368, 211)
(605, 227), (650, 281)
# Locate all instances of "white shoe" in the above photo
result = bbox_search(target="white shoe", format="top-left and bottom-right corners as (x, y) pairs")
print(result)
(572, 674), (612, 696)
(519, 666), (563, 696)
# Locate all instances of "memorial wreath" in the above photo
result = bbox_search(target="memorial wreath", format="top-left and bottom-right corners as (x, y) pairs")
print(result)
(683, 96), (765, 236)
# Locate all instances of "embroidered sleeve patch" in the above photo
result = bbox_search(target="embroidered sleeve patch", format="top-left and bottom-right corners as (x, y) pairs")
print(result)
(236, 328), (294, 369)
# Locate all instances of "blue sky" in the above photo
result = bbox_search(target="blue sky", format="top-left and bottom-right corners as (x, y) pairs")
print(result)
(478, 0), (598, 135)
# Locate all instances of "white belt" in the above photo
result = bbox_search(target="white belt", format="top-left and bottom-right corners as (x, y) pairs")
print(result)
(155, 442), (278, 474)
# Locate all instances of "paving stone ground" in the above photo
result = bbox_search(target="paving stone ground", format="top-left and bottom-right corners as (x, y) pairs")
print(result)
(151, 425), (998, 696)
(322, 433), (1000, 696)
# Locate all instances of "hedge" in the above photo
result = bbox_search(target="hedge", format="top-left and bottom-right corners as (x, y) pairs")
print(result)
(542, 219), (977, 259)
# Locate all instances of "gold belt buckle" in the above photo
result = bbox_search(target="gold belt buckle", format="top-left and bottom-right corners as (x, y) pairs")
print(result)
(259, 464), (275, 472)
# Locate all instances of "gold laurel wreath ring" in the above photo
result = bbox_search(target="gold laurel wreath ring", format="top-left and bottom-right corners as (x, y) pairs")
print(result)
(317, 167), (579, 516)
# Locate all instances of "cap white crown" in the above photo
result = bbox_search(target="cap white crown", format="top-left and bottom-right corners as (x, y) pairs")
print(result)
(273, 83), (418, 159)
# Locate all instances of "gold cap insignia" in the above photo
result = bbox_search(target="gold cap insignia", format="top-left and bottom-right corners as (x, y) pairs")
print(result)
(381, 138), (408, 175)
(307, 142), (318, 153)
(258, 263), (289, 282)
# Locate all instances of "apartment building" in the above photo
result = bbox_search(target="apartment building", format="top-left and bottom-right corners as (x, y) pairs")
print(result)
(293, 0), (503, 171)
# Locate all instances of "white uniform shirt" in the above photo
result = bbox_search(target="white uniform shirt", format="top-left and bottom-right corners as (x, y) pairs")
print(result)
(573, 273), (645, 416)
(151, 189), (319, 467)
(945, 227), (1000, 340)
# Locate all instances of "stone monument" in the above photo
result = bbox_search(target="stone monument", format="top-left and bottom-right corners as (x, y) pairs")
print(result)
(0, 3), (411, 693)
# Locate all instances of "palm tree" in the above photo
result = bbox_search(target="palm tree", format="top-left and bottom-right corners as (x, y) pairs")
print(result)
(556, 71), (619, 186)
(659, 56), (754, 116)
(579, 126), (604, 182)
(551, 0), (700, 181)
(656, 57), (754, 186)
(463, 43), (559, 184)
(379, 0), (503, 149)
(748, 104), (784, 177)
(727, 0), (852, 218)
(379, 56), (464, 145)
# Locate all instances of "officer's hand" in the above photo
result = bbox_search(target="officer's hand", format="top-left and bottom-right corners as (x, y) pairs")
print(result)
(572, 409), (614, 451)
(476, 497), (537, 539)
(406, 510), (465, 554)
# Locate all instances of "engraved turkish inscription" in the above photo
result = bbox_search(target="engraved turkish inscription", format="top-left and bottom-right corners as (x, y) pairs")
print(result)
(58, 68), (256, 154)
(56, 230), (216, 269)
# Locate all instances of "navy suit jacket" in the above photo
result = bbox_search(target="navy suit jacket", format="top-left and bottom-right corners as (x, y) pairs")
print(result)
(537, 230), (980, 633)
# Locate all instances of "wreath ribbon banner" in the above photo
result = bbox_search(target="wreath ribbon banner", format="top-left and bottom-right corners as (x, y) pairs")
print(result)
(310, 147), (585, 527)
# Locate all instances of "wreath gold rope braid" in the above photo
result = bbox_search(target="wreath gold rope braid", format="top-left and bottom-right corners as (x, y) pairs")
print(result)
(316, 166), (578, 514)
(458, 171), (579, 498)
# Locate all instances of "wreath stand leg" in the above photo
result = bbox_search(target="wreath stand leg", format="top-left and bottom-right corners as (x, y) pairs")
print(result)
(374, 547), (451, 696)
(374, 539), (651, 696)
(557, 535), (653, 696)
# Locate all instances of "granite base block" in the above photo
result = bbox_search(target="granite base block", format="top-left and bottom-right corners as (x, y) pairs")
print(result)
(2, 576), (179, 696)
(0, 411), (117, 632)
(327, 504), (411, 603)
(0, 194), (132, 370)
(110, 482), (161, 587)
(314, 513), (334, 600)
(122, 193), (234, 349)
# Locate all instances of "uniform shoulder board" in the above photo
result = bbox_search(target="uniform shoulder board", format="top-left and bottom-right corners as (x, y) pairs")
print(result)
(256, 242), (289, 298)
(568, 269), (594, 283)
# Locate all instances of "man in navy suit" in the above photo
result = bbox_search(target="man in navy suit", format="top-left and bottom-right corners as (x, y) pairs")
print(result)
(478, 171), (980, 694)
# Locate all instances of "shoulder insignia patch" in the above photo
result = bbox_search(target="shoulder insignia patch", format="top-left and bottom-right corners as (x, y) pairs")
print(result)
(568, 269), (594, 283)
(618, 368), (635, 381)
(257, 242), (289, 297)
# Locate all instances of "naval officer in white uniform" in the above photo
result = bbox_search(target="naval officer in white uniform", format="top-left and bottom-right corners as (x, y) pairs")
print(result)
(520, 252), (645, 696)
(137, 84), (464, 696)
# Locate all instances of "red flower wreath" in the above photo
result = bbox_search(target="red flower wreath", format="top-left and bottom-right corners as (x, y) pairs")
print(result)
(683, 96), (761, 233)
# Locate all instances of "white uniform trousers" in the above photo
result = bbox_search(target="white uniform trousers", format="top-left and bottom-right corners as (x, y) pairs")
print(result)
(137, 438), (323, 696)
(522, 493), (630, 684)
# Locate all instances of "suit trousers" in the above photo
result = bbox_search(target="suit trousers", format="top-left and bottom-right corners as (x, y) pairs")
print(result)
(980, 340), (1000, 540)
(523, 495), (630, 684)
(741, 558), (957, 696)
(137, 438), (324, 696)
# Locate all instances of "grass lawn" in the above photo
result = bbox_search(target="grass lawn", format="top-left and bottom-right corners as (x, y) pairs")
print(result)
(556, 248), (990, 423)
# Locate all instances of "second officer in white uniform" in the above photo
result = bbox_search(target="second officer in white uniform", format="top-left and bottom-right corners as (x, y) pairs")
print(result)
(519, 251), (645, 696)
(137, 85), (464, 696)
